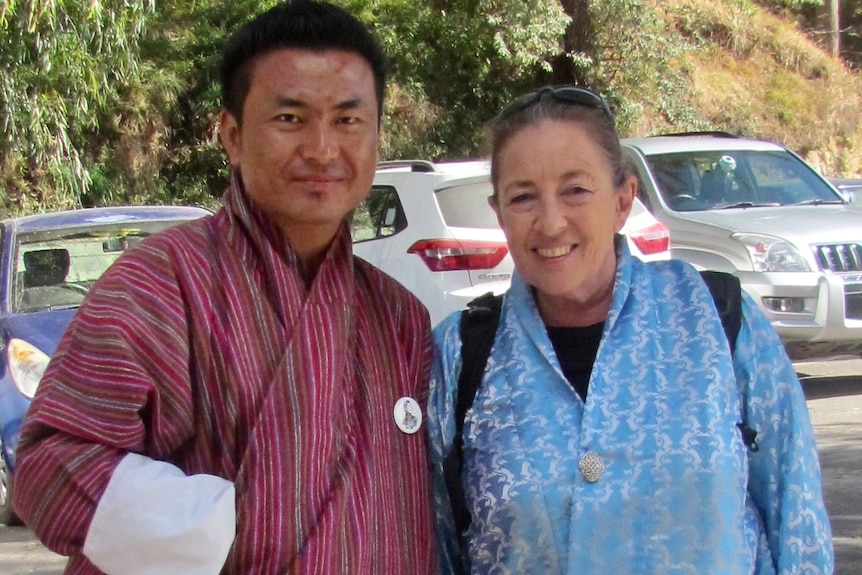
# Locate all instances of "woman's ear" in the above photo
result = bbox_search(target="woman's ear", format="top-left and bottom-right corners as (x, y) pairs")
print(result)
(488, 195), (505, 230)
(614, 175), (638, 233)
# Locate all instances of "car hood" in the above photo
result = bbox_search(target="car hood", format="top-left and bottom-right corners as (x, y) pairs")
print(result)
(669, 205), (862, 244)
(3, 309), (77, 355)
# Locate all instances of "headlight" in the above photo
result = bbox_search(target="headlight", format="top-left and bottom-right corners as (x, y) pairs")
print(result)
(7, 338), (50, 398)
(732, 233), (810, 272)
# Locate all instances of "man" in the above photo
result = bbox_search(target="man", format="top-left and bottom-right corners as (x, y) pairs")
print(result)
(12, 2), (438, 573)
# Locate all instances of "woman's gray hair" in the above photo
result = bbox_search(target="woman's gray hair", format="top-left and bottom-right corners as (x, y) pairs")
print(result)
(489, 91), (630, 195)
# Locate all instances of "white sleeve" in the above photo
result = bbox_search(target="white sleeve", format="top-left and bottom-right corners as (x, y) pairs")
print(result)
(83, 452), (236, 575)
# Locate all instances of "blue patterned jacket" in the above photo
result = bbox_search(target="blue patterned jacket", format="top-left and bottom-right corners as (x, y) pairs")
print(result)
(428, 241), (833, 575)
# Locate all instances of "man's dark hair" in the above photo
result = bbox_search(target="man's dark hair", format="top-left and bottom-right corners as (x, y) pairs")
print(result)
(220, 0), (387, 124)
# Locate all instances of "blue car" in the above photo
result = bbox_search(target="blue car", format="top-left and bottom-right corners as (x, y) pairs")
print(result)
(0, 205), (211, 525)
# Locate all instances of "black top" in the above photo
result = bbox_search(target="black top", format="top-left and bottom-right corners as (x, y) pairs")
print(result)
(546, 322), (604, 402)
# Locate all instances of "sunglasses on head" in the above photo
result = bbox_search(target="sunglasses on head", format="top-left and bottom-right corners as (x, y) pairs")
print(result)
(498, 85), (614, 123)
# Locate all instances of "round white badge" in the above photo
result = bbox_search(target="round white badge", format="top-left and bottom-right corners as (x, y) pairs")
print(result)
(393, 396), (422, 434)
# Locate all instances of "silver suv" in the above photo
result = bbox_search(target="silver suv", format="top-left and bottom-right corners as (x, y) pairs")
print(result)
(624, 133), (862, 360)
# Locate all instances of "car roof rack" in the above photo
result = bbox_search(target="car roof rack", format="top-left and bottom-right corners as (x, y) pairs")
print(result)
(376, 160), (437, 172)
(652, 131), (739, 139)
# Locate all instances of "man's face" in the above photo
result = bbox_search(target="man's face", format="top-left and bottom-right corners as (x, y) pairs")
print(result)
(220, 48), (379, 258)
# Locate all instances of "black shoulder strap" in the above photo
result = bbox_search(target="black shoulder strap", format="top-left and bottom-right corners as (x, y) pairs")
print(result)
(442, 292), (502, 569)
(699, 270), (757, 450)
(698, 270), (742, 354)
(454, 292), (503, 433)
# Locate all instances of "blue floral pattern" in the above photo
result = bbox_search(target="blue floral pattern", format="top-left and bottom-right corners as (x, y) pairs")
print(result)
(428, 242), (833, 575)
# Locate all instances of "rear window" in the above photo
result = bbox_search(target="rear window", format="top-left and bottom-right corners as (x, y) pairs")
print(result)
(435, 182), (499, 229)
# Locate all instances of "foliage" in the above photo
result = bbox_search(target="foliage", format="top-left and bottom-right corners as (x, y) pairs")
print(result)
(2, 0), (862, 217)
(757, 0), (823, 8)
(574, 0), (706, 135)
(140, 0), (276, 208)
(0, 0), (156, 215)
(369, 0), (569, 158)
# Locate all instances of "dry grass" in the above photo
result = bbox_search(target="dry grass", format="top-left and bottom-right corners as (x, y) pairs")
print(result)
(653, 0), (862, 176)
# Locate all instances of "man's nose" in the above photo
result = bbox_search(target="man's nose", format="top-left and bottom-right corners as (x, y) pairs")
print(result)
(299, 122), (338, 163)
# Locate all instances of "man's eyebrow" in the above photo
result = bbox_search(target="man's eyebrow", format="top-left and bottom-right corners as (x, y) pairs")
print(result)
(273, 96), (365, 110)
(333, 97), (364, 111)
(275, 96), (304, 108)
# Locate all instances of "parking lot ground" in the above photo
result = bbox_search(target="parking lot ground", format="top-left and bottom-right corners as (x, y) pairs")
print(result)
(797, 357), (862, 575)
(0, 523), (67, 574)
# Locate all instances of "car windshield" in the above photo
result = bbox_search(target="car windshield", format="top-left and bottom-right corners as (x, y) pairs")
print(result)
(13, 221), (178, 313)
(644, 150), (845, 212)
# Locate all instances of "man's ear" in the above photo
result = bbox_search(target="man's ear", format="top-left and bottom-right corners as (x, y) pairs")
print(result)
(219, 109), (242, 167)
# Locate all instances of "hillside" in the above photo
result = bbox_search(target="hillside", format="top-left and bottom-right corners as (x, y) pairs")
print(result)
(632, 0), (862, 178)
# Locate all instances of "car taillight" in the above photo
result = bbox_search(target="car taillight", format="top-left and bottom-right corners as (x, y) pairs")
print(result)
(629, 222), (670, 255)
(407, 239), (509, 271)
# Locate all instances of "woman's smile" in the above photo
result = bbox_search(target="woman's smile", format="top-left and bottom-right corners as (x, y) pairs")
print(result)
(536, 245), (574, 259)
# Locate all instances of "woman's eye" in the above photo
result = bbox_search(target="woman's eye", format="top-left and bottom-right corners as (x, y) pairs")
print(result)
(563, 185), (589, 197)
(508, 192), (533, 205)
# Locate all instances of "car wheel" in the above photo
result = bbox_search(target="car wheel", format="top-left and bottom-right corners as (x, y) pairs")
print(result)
(0, 439), (21, 526)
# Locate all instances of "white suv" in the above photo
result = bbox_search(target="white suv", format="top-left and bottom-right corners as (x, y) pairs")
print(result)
(351, 159), (670, 326)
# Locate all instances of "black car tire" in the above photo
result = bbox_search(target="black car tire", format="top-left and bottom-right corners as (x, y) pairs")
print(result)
(0, 439), (22, 526)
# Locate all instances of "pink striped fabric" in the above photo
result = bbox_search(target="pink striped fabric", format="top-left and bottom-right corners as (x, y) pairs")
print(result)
(13, 179), (438, 574)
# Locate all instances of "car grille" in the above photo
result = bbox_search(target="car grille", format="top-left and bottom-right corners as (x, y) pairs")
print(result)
(813, 243), (862, 272)
(812, 243), (862, 320)
(847, 291), (862, 319)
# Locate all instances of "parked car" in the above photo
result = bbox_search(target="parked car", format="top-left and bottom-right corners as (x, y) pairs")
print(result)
(0, 205), (211, 525)
(623, 132), (862, 360)
(827, 177), (862, 205)
(351, 159), (670, 326)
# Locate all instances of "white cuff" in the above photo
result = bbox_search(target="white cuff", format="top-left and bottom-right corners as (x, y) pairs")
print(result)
(84, 452), (236, 575)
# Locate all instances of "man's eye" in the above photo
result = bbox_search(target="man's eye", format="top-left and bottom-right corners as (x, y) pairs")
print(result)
(337, 116), (361, 125)
(276, 113), (301, 123)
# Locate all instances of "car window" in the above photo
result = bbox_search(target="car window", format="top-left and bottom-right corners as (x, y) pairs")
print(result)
(644, 150), (843, 211)
(435, 182), (498, 229)
(14, 222), (181, 313)
(351, 185), (407, 243)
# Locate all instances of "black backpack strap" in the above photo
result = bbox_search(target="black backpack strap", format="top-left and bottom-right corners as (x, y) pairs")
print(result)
(699, 270), (742, 355)
(699, 270), (757, 451)
(454, 292), (503, 434)
(442, 292), (502, 571)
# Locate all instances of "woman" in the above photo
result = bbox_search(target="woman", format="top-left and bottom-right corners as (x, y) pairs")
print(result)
(427, 86), (833, 574)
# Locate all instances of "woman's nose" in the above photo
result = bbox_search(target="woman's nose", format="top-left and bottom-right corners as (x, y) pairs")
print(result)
(535, 197), (566, 235)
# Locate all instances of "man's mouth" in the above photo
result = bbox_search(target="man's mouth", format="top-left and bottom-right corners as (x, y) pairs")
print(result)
(295, 175), (341, 184)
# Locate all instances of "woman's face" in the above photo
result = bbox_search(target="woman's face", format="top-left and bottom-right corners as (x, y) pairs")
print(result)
(491, 119), (636, 323)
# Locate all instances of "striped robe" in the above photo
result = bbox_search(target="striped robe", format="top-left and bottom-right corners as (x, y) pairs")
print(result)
(13, 181), (437, 574)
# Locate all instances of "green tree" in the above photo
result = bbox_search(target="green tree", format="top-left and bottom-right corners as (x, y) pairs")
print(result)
(139, 0), (273, 207)
(0, 0), (156, 215)
(3, 0), (860, 215)
(546, 0), (700, 134)
(369, 0), (569, 158)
